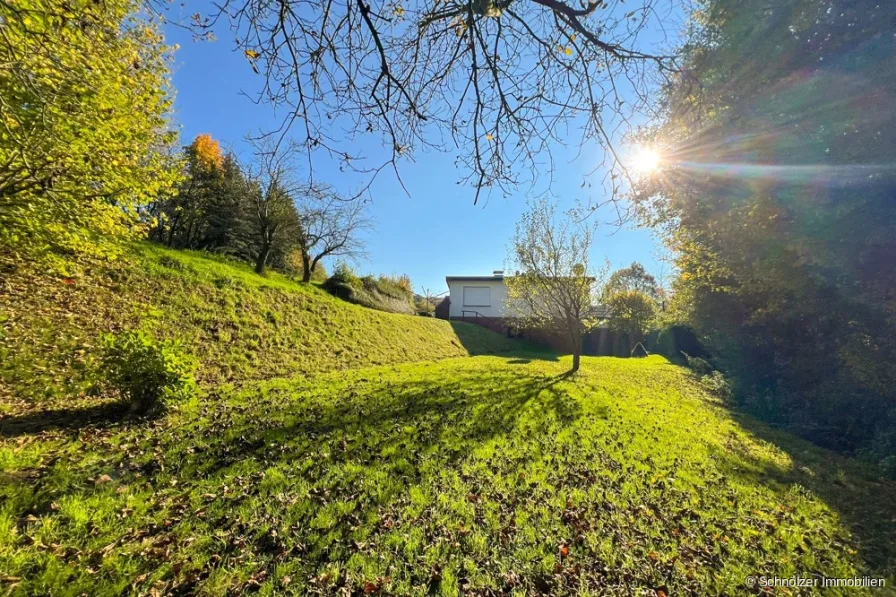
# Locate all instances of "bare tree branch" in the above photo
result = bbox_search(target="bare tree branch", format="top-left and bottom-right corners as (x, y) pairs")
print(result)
(183, 0), (681, 209)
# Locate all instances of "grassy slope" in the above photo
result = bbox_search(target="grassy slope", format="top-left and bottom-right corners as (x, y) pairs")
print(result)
(0, 242), (520, 405)
(2, 355), (894, 595)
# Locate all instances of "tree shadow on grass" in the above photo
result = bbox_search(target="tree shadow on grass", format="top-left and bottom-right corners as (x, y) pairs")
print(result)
(0, 401), (141, 438)
(707, 408), (896, 577)
(449, 321), (558, 360)
(0, 363), (590, 593)
(180, 367), (581, 483)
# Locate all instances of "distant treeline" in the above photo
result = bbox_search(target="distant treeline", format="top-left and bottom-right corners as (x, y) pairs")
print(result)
(147, 135), (371, 280)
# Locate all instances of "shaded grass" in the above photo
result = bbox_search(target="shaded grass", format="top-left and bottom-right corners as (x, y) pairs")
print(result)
(1, 355), (893, 595)
(0, 242), (530, 406)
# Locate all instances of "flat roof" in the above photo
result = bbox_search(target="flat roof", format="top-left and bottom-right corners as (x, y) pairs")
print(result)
(445, 275), (506, 282)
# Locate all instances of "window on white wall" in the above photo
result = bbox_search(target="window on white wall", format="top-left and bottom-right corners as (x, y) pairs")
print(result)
(463, 286), (491, 307)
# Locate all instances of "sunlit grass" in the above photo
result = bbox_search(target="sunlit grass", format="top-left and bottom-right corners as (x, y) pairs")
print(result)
(2, 355), (893, 594)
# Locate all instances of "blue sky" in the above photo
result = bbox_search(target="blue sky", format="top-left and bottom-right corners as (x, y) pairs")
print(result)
(162, 7), (679, 295)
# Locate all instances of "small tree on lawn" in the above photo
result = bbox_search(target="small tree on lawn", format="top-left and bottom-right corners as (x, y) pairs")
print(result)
(506, 198), (605, 373)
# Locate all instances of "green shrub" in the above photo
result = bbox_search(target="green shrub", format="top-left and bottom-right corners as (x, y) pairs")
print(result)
(656, 326), (674, 358)
(605, 290), (657, 342)
(378, 273), (412, 295)
(656, 324), (708, 362)
(102, 330), (197, 413)
(323, 265), (416, 314)
(700, 370), (732, 398)
(329, 262), (359, 286)
(685, 354), (713, 376)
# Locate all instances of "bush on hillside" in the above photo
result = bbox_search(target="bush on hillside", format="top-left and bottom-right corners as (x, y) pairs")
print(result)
(322, 262), (359, 291)
(102, 330), (197, 414)
(323, 265), (416, 315)
(379, 274), (413, 295)
(309, 262), (328, 283)
(700, 370), (732, 398)
(685, 353), (714, 376)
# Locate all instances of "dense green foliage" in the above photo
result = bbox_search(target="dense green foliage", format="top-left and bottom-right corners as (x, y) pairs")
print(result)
(2, 355), (893, 594)
(634, 0), (896, 471)
(101, 331), (198, 414)
(603, 262), (660, 353)
(149, 136), (248, 255)
(602, 262), (660, 302)
(0, 243), (520, 404)
(655, 324), (708, 363)
(0, 0), (179, 268)
(150, 135), (306, 274)
(604, 290), (657, 347)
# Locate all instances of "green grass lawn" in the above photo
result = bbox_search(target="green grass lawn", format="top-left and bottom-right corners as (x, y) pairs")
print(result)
(2, 354), (894, 595)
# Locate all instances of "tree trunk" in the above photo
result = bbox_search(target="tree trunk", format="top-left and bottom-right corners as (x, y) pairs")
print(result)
(571, 351), (581, 373)
(301, 252), (312, 283)
(166, 213), (181, 247)
(255, 243), (270, 274)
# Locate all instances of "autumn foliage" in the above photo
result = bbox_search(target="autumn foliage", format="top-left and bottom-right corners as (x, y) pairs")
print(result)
(192, 134), (225, 172)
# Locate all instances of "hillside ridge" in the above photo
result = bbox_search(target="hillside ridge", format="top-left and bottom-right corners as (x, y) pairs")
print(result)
(0, 243), (526, 405)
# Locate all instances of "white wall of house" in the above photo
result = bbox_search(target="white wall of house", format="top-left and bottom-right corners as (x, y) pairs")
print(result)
(446, 277), (509, 318)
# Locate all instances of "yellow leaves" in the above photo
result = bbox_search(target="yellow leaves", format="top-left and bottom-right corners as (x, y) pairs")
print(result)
(485, 133), (494, 141)
(558, 45), (573, 56)
(244, 49), (260, 73)
(0, 1), (181, 263)
(192, 134), (224, 171)
(392, 4), (405, 17)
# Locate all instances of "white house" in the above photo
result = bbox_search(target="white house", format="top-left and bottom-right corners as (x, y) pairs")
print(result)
(443, 270), (622, 354)
(445, 271), (510, 319)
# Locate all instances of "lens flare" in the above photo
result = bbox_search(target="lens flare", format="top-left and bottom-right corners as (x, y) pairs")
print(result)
(632, 147), (661, 172)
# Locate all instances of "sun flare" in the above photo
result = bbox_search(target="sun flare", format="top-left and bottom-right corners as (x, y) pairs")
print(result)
(632, 147), (661, 172)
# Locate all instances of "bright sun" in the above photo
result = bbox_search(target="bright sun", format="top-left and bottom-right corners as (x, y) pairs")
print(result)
(632, 147), (661, 172)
